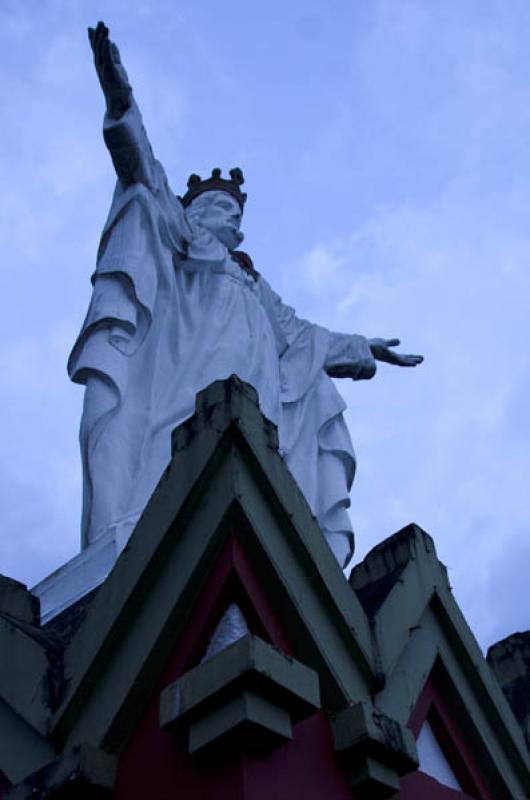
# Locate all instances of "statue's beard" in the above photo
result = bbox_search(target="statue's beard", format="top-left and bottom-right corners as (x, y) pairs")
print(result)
(210, 225), (244, 251)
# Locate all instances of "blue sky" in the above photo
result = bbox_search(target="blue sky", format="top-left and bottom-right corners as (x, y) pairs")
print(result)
(1, 0), (529, 650)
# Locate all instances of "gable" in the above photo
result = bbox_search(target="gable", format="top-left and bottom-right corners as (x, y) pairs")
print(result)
(350, 524), (530, 799)
(111, 539), (352, 800)
(50, 377), (378, 757)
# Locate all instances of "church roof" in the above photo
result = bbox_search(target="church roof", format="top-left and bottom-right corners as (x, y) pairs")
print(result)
(1, 377), (529, 798)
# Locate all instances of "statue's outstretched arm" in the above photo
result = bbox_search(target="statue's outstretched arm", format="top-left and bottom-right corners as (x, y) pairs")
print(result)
(259, 279), (376, 382)
(260, 277), (423, 381)
(326, 336), (423, 379)
(88, 21), (157, 190)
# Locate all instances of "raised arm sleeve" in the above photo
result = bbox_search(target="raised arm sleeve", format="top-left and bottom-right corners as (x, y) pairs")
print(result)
(325, 332), (376, 380)
(103, 99), (157, 191)
(99, 96), (191, 256)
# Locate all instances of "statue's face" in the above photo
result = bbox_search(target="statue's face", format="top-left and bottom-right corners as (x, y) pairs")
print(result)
(188, 191), (244, 250)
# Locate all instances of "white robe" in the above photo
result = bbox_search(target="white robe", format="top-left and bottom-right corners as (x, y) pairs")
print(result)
(68, 103), (376, 567)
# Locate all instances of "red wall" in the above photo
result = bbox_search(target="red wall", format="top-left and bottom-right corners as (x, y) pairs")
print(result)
(399, 771), (475, 799)
(116, 710), (353, 800)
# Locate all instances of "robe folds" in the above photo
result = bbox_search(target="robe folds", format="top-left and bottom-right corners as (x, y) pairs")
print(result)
(68, 103), (376, 568)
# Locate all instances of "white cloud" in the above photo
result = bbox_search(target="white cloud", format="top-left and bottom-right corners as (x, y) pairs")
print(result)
(298, 245), (345, 293)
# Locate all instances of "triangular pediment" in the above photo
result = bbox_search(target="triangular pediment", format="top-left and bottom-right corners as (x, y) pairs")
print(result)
(350, 524), (530, 798)
(51, 377), (376, 755)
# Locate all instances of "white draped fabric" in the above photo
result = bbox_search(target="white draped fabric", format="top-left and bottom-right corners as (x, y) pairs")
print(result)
(68, 102), (376, 567)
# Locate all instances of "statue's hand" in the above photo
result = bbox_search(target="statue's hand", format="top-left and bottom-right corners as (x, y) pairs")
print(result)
(88, 21), (132, 120)
(368, 338), (424, 367)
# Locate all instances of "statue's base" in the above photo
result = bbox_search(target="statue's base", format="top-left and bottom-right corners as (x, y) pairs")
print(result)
(31, 518), (137, 624)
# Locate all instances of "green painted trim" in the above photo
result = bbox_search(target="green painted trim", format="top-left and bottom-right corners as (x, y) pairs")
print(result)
(232, 436), (376, 695)
(160, 634), (320, 729)
(331, 701), (418, 773)
(330, 700), (417, 796)
(188, 691), (292, 754)
(0, 617), (51, 734)
(159, 635), (320, 754)
(6, 744), (116, 800)
(0, 699), (55, 786)
(352, 525), (530, 797)
(381, 609), (529, 798)
(346, 756), (400, 799)
(0, 578), (39, 626)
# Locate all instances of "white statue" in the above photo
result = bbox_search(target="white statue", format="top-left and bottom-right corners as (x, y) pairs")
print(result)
(69, 23), (423, 569)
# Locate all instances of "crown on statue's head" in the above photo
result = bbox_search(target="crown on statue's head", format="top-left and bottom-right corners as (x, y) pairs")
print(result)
(180, 167), (247, 209)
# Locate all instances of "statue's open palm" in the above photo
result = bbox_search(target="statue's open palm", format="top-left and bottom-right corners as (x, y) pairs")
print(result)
(88, 21), (131, 119)
(368, 338), (423, 367)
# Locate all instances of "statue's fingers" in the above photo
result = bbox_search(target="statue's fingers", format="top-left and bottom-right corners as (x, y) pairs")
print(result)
(385, 338), (400, 348)
(95, 22), (109, 53)
(94, 37), (102, 68)
(103, 36), (114, 68)
(94, 21), (105, 47)
(110, 42), (121, 65)
(93, 23), (106, 64)
(100, 24), (110, 52)
(97, 27), (113, 72)
(400, 354), (423, 366)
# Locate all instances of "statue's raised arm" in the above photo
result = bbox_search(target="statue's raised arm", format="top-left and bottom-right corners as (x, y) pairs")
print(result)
(88, 21), (162, 193)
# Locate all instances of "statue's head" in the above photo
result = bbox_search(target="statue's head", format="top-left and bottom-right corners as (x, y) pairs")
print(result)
(181, 168), (246, 251)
